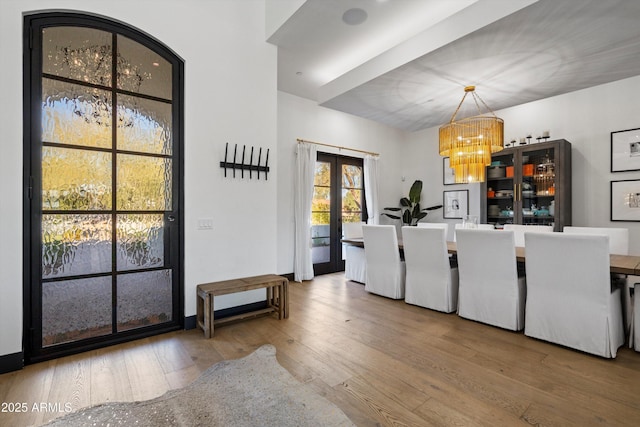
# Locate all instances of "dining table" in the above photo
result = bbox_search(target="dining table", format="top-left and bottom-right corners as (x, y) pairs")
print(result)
(341, 237), (640, 276)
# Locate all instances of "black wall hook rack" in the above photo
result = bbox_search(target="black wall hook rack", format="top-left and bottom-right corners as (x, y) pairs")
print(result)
(220, 142), (270, 180)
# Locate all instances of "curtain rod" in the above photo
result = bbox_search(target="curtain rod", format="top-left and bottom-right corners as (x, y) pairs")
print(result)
(296, 138), (379, 156)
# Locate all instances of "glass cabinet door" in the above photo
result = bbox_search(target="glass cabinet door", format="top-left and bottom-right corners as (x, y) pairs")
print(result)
(485, 152), (515, 228)
(521, 147), (556, 226)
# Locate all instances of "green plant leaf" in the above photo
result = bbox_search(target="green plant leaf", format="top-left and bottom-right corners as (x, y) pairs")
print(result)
(412, 203), (421, 218)
(384, 207), (402, 212)
(400, 197), (411, 207)
(409, 180), (423, 204)
(402, 209), (412, 225)
(415, 212), (428, 221)
(422, 204), (443, 211)
(381, 213), (401, 220)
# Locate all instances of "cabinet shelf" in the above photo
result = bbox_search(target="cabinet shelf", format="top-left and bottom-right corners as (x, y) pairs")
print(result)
(523, 195), (555, 199)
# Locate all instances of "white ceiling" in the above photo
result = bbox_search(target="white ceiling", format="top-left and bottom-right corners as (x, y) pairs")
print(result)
(268, 0), (640, 132)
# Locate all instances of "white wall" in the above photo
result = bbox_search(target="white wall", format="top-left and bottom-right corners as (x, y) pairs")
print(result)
(0, 0), (277, 358)
(276, 91), (406, 274)
(404, 75), (640, 254)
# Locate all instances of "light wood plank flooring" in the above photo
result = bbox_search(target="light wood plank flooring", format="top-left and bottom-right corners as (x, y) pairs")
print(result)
(1, 273), (639, 426)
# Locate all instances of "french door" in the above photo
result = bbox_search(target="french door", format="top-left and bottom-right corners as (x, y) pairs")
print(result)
(312, 153), (366, 275)
(23, 13), (183, 362)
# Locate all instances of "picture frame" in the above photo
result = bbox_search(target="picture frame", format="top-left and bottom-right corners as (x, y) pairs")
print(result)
(611, 128), (640, 172)
(611, 179), (640, 222)
(443, 189), (469, 219)
(443, 157), (466, 185)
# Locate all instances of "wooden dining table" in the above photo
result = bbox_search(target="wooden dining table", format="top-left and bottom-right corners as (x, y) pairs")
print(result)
(341, 237), (640, 275)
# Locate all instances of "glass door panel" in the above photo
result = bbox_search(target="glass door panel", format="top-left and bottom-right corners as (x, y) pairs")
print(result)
(341, 164), (363, 223)
(42, 146), (112, 210)
(312, 161), (331, 265)
(116, 214), (164, 270)
(42, 214), (112, 278)
(117, 94), (172, 155)
(42, 78), (113, 148)
(486, 152), (515, 228)
(522, 147), (555, 226)
(42, 26), (113, 86)
(117, 34), (172, 99)
(117, 270), (172, 331)
(313, 154), (365, 275)
(27, 17), (183, 361)
(116, 154), (172, 210)
(42, 276), (112, 347)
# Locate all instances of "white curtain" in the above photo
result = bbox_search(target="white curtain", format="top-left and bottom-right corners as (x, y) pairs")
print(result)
(294, 142), (317, 282)
(364, 154), (380, 224)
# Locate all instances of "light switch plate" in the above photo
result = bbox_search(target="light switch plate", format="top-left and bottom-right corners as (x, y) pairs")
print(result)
(197, 218), (213, 230)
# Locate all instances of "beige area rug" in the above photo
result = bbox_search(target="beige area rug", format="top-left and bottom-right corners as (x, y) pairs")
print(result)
(43, 344), (354, 427)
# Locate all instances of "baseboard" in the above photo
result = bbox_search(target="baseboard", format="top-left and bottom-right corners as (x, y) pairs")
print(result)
(184, 315), (197, 330)
(0, 351), (24, 374)
(281, 272), (294, 281)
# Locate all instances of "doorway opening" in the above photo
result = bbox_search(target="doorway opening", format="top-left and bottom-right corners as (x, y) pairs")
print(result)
(312, 153), (366, 275)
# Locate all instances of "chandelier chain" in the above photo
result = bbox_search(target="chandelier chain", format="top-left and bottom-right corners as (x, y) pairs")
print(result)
(448, 86), (498, 123)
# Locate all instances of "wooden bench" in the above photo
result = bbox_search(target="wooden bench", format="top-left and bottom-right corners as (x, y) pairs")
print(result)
(196, 274), (289, 338)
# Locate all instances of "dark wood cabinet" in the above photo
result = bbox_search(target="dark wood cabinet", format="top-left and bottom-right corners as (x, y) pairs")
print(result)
(481, 139), (571, 231)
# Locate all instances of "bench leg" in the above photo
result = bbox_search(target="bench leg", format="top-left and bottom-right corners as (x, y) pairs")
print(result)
(209, 294), (215, 338)
(276, 284), (283, 320)
(282, 279), (289, 319)
(203, 292), (211, 339)
(267, 286), (273, 309)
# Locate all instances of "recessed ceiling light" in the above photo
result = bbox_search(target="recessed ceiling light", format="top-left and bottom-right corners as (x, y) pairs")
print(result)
(342, 8), (367, 26)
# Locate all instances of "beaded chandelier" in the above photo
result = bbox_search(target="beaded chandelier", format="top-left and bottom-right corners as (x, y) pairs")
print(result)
(439, 86), (504, 183)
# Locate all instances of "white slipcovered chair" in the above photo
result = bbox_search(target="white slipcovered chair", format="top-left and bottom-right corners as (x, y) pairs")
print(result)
(562, 226), (629, 255)
(402, 226), (458, 313)
(456, 229), (526, 330)
(343, 222), (366, 283)
(563, 226), (637, 341)
(453, 223), (494, 241)
(362, 225), (405, 299)
(503, 224), (553, 247)
(524, 232), (625, 358)
(416, 222), (450, 241)
(633, 282), (640, 352)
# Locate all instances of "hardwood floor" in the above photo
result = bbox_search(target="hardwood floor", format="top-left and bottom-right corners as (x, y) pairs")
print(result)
(1, 273), (640, 426)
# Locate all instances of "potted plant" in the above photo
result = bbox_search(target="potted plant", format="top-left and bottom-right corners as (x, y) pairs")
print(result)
(381, 180), (442, 226)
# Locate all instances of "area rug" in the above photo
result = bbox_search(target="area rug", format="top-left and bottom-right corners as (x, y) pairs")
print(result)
(43, 344), (355, 426)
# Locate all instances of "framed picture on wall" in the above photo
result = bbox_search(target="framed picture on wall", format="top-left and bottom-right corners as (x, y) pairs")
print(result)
(611, 128), (640, 172)
(443, 189), (469, 219)
(611, 179), (640, 222)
